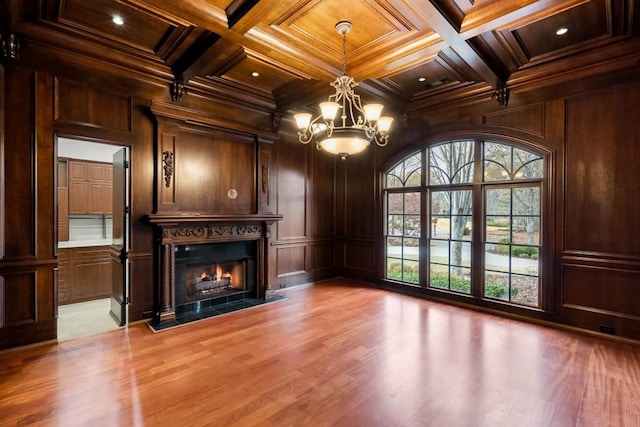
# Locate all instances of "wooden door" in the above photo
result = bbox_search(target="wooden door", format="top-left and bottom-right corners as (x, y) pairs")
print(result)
(109, 148), (130, 326)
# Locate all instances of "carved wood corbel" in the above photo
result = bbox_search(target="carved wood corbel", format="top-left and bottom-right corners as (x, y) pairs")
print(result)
(170, 78), (186, 102)
(493, 85), (510, 106)
(162, 151), (174, 188)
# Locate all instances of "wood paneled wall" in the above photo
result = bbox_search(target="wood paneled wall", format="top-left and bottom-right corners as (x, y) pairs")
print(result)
(0, 67), (57, 348)
(561, 84), (640, 338)
(0, 49), (321, 350)
(271, 136), (338, 288)
(2, 40), (640, 350)
(339, 72), (640, 341)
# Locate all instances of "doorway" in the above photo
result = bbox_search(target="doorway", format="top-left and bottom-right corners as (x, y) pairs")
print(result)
(56, 137), (130, 341)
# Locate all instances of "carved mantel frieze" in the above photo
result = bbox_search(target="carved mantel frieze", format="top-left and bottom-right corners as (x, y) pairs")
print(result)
(161, 224), (263, 242)
(148, 213), (282, 244)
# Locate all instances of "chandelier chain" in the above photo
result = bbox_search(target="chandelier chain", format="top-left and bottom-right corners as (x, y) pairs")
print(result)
(341, 31), (347, 76)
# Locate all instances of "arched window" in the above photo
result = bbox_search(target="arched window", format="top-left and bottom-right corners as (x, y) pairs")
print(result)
(384, 139), (545, 307)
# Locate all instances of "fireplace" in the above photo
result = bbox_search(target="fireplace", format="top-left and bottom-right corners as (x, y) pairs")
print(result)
(175, 241), (256, 311)
(148, 214), (282, 322)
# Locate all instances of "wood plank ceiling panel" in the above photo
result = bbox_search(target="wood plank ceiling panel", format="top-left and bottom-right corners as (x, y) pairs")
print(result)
(8, 0), (636, 113)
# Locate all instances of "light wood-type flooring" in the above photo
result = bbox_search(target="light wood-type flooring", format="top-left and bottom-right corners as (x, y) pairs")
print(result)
(1, 279), (639, 426)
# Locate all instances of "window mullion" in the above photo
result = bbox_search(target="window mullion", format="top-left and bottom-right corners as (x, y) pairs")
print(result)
(472, 139), (484, 297)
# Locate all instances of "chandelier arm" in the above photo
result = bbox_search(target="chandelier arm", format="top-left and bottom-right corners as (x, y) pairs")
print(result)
(374, 133), (390, 147)
(297, 130), (313, 144)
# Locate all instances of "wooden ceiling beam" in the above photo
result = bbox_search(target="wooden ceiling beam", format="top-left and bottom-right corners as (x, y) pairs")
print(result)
(418, 1), (505, 87)
(460, 0), (590, 39)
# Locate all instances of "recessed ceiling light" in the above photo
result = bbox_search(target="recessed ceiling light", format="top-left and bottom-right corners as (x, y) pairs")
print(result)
(556, 27), (568, 36)
(418, 77), (427, 82)
(251, 71), (260, 77)
(112, 15), (124, 26)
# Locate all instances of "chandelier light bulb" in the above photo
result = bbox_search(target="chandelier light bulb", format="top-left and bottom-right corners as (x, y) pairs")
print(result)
(294, 113), (312, 129)
(320, 102), (340, 120)
(377, 117), (393, 134)
(363, 104), (383, 122)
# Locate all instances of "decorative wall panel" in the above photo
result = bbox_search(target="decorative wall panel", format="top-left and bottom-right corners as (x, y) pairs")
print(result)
(54, 78), (132, 132)
(565, 85), (640, 256)
(562, 265), (640, 319)
(310, 241), (336, 272)
(276, 245), (307, 278)
(483, 103), (545, 137)
(1, 272), (37, 326)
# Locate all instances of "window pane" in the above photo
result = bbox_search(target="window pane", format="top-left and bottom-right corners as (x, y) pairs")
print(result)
(511, 274), (539, 306)
(513, 148), (543, 179)
(403, 238), (420, 260)
(388, 215), (403, 235)
(484, 143), (543, 181)
(404, 215), (421, 237)
(511, 249), (538, 276)
(403, 260), (420, 283)
(430, 264), (448, 289)
(405, 168), (422, 187)
(429, 141), (474, 184)
(486, 188), (511, 215)
(431, 191), (449, 214)
(462, 216), (472, 241)
(451, 190), (472, 215)
(387, 193), (404, 214)
(451, 241), (471, 268)
(484, 142), (511, 181)
(512, 218), (539, 245)
(485, 216), (510, 243)
(431, 216), (450, 239)
(386, 174), (402, 188)
(513, 187), (540, 215)
(485, 272), (510, 301)
(404, 192), (421, 214)
(485, 243), (510, 272)
(451, 267), (471, 294)
(386, 153), (422, 188)
(430, 240), (449, 264)
(386, 237), (402, 257)
(387, 258), (402, 281)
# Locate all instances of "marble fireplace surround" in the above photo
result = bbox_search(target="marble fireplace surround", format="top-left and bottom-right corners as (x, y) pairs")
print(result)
(147, 213), (283, 322)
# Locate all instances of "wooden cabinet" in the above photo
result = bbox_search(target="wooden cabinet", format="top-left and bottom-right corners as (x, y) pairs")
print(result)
(67, 160), (113, 215)
(57, 246), (112, 304)
(69, 180), (88, 214)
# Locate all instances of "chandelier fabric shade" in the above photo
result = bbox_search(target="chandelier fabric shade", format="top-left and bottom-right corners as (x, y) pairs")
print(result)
(293, 21), (393, 160)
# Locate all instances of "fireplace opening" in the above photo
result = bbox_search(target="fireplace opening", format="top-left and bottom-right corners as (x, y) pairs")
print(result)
(174, 241), (257, 313)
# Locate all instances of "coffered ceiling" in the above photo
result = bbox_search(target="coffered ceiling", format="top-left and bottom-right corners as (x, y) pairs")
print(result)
(2, 0), (638, 114)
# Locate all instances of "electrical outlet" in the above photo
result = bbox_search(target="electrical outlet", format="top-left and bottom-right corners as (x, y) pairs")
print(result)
(599, 325), (615, 335)
(279, 283), (287, 289)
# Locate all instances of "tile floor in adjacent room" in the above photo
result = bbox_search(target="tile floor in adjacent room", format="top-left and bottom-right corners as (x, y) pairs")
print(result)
(57, 298), (120, 341)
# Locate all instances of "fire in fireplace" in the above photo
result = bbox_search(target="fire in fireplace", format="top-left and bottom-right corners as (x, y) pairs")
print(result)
(175, 241), (257, 309)
(187, 261), (245, 301)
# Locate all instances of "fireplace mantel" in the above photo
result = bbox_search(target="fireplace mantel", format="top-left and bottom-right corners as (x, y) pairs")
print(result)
(147, 213), (283, 322)
(148, 213), (283, 243)
(148, 213), (283, 227)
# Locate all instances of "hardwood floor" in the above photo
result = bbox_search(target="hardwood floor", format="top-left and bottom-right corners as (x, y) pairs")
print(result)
(1, 279), (639, 426)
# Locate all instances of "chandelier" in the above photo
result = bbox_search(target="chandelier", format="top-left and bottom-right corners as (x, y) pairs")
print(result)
(294, 21), (393, 160)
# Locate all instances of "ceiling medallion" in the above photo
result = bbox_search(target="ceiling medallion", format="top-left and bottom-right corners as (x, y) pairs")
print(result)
(294, 21), (393, 160)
